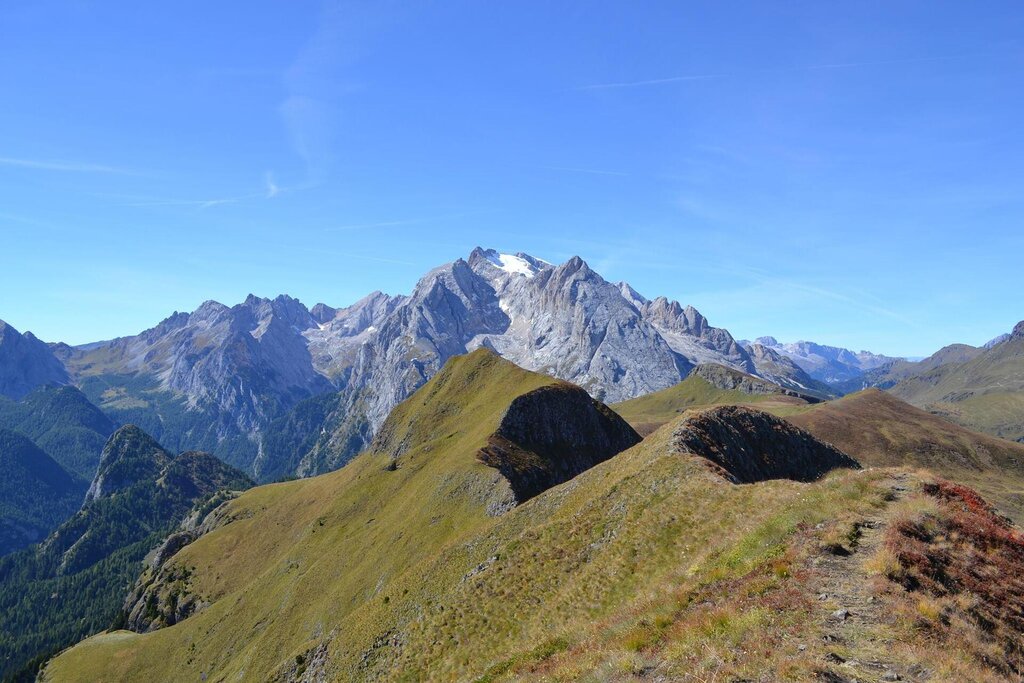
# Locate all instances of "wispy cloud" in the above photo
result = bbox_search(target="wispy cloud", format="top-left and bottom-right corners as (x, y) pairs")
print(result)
(278, 3), (379, 184)
(265, 172), (281, 198)
(578, 51), (995, 90)
(544, 165), (630, 177)
(0, 156), (132, 174)
(121, 195), (257, 209)
(577, 74), (724, 90)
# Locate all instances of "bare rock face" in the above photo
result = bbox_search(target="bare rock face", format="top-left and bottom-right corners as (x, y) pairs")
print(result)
(0, 320), (68, 400)
(477, 383), (641, 505)
(641, 297), (753, 374)
(671, 406), (859, 483)
(467, 251), (685, 403)
(69, 295), (334, 448)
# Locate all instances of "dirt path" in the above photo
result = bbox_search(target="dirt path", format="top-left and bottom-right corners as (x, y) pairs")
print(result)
(811, 472), (922, 683)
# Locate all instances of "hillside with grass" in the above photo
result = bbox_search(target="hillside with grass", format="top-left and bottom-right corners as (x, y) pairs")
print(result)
(885, 324), (1024, 442)
(43, 352), (1024, 682)
(613, 363), (813, 435)
(786, 388), (1024, 524)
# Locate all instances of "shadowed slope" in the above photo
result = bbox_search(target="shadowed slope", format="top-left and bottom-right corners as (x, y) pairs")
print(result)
(671, 406), (859, 483)
(0, 429), (85, 556)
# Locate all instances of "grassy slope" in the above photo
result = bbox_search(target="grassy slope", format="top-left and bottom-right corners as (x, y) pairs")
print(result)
(787, 389), (1024, 524)
(46, 352), (1018, 681)
(889, 336), (1024, 442)
(612, 373), (809, 435)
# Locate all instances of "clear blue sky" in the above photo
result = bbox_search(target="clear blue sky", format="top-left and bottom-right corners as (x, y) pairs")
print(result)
(1, 2), (1021, 356)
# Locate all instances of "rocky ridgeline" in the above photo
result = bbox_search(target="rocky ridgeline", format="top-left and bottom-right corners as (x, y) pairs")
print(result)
(17, 248), (836, 479)
(671, 405), (860, 483)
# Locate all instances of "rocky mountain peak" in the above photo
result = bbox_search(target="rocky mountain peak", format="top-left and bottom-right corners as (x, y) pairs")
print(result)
(617, 281), (648, 308)
(1011, 321), (1024, 341)
(0, 319), (69, 399)
(86, 425), (173, 503)
(310, 303), (337, 324)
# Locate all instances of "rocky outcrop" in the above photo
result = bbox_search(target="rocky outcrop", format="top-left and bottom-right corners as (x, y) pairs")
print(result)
(85, 426), (172, 503)
(477, 383), (641, 505)
(0, 320), (68, 400)
(1011, 321), (1024, 342)
(121, 490), (246, 632)
(671, 406), (859, 483)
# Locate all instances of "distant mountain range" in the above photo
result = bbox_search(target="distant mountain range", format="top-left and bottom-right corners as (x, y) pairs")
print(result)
(1, 248), (1020, 481)
(747, 336), (898, 384)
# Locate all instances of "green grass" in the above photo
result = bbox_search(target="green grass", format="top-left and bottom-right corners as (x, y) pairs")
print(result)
(889, 337), (1024, 442)
(612, 374), (809, 434)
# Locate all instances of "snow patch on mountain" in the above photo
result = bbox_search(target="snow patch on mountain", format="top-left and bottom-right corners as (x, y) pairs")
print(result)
(483, 250), (541, 278)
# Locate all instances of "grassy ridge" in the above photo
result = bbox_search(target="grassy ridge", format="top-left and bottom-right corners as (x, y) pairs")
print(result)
(889, 336), (1024, 442)
(612, 372), (810, 435)
(787, 389), (1024, 524)
(46, 352), (1024, 681)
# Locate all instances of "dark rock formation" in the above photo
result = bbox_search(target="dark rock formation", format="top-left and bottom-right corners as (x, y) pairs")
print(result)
(477, 384), (641, 504)
(671, 405), (860, 483)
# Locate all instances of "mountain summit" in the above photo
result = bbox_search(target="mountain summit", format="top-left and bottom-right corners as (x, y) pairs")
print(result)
(0, 320), (68, 400)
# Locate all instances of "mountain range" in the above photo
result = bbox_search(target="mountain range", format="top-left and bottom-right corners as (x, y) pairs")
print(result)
(3, 250), (1023, 679)
(1, 249), (864, 483)
(2, 248), (1020, 486)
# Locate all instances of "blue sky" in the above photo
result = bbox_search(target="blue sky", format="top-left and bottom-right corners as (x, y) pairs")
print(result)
(1, 1), (1021, 355)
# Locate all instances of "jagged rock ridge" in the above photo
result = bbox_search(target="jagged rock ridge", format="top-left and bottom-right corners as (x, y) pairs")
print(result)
(40, 248), (847, 478)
